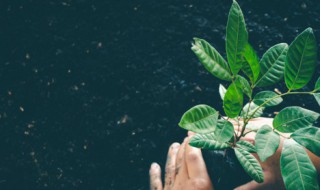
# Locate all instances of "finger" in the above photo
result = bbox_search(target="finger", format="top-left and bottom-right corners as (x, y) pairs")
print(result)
(188, 131), (195, 136)
(164, 143), (180, 187)
(185, 140), (209, 179)
(149, 163), (163, 190)
(175, 137), (189, 180)
(234, 171), (278, 190)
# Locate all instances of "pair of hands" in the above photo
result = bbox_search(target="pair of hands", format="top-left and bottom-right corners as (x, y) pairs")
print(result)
(149, 118), (287, 190)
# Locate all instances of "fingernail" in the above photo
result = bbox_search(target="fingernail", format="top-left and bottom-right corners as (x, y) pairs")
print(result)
(151, 162), (159, 170)
(171, 143), (180, 149)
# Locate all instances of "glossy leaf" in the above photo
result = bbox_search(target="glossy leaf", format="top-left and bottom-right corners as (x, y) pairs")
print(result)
(285, 28), (317, 90)
(235, 148), (264, 183)
(189, 133), (230, 150)
(255, 125), (280, 162)
(214, 119), (234, 143)
(280, 139), (319, 190)
(253, 91), (283, 107)
(236, 140), (256, 153)
(192, 38), (232, 81)
(241, 102), (264, 119)
(315, 76), (320, 91)
(291, 127), (320, 156)
(313, 93), (320, 106)
(273, 106), (320, 133)
(179, 105), (219, 134)
(223, 82), (244, 118)
(241, 44), (260, 84)
(235, 75), (252, 99)
(226, 0), (248, 75)
(219, 84), (227, 100)
(255, 43), (288, 87)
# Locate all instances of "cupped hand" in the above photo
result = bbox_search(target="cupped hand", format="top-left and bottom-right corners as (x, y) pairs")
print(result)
(149, 137), (214, 190)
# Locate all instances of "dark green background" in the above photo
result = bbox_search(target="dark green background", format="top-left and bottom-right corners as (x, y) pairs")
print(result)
(1, 0), (319, 189)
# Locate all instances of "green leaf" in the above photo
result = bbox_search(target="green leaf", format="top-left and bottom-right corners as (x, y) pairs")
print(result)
(234, 75), (252, 99)
(253, 91), (283, 107)
(226, 0), (248, 75)
(241, 102), (264, 119)
(235, 148), (264, 183)
(291, 127), (320, 156)
(280, 139), (319, 190)
(219, 84), (227, 100)
(179, 105), (219, 134)
(313, 93), (320, 106)
(214, 119), (234, 143)
(236, 140), (256, 153)
(255, 125), (280, 162)
(315, 76), (320, 91)
(189, 133), (230, 150)
(285, 28), (318, 90)
(192, 38), (232, 81)
(255, 43), (288, 87)
(273, 106), (320, 133)
(241, 44), (260, 84)
(223, 82), (244, 118)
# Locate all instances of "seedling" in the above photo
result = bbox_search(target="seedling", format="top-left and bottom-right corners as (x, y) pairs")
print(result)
(178, 1), (320, 189)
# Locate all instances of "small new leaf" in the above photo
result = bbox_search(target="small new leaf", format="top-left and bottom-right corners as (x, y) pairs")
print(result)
(255, 125), (280, 162)
(273, 106), (320, 133)
(179, 105), (219, 134)
(219, 84), (227, 100)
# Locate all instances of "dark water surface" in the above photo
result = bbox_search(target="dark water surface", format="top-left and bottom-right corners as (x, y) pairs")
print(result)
(1, 0), (320, 189)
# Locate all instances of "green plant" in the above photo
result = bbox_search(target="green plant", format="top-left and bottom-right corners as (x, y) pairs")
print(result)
(178, 1), (320, 189)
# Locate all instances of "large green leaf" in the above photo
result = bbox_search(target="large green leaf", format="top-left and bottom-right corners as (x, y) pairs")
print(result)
(179, 105), (219, 134)
(313, 93), (320, 106)
(285, 28), (317, 90)
(255, 43), (288, 87)
(240, 102), (265, 119)
(291, 127), (320, 156)
(189, 133), (230, 150)
(280, 139), (319, 190)
(234, 75), (252, 99)
(219, 84), (227, 100)
(255, 125), (280, 162)
(236, 140), (256, 153)
(191, 38), (232, 81)
(235, 148), (264, 183)
(226, 0), (248, 75)
(223, 82), (244, 118)
(273, 106), (320, 133)
(253, 91), (283, 107)
(214, 119), (234, 143)
(315, 76), (320, 91)
(241, 44), (260, 84)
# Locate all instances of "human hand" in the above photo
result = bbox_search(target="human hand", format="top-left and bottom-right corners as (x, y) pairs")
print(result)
(149, 137), (214, 190)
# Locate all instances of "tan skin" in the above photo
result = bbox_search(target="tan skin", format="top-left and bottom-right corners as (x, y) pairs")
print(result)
(149, 117), (320, 190)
